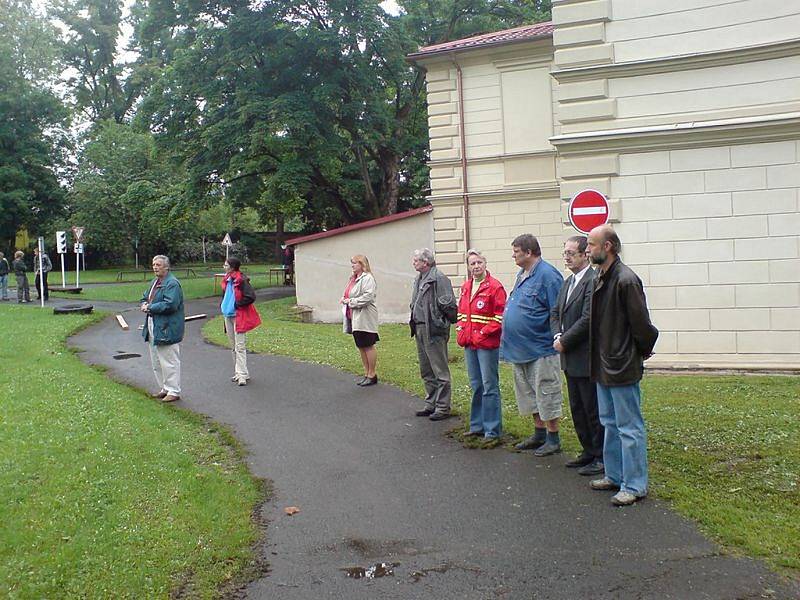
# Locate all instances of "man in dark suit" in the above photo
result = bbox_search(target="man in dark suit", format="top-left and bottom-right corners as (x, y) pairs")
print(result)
(550, 236), (604, 476)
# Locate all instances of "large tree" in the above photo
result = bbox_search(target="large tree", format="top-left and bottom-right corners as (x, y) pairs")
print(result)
(135, 0), (551, 228)
(69, 121), (188, 263)
(0, 0), (68, 249)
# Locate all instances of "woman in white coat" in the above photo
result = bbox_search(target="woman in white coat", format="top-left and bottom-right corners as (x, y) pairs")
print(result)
(340, 255), (379, 386)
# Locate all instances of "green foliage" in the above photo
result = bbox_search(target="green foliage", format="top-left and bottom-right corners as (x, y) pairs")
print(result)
(51, 269), (280, 302)
(204, 296), (800, 575)
(0, 304), (262, 596)
(10, 0), (552, 259)
(134, 0), (552, 228)
(0, 1), (68, 249)
(68, 121), (189, 262)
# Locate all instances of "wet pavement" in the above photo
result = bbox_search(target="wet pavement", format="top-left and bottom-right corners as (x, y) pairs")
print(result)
(66, 293), (800, 600)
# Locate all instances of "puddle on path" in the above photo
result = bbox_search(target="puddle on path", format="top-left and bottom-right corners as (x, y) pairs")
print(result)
(340, 562), (399, 580)
(112, 353), (142, 360)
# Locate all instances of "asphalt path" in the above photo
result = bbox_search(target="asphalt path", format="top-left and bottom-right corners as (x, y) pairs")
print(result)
(62, 293), (800, 599)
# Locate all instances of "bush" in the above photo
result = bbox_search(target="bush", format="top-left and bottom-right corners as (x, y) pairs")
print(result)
(171, 240), (249, 264)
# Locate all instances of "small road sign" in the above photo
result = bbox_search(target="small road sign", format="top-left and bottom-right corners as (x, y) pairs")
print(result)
(221, 233), (233, 246)
(568, 189), (610, 234)
(72, 226), (85, 242)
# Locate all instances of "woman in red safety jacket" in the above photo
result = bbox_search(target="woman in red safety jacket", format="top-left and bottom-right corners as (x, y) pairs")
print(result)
(456, 249), (507, 443)
(220, 256), (262, 386)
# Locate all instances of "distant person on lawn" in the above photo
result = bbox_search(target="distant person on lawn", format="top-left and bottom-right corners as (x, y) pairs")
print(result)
(0, 251), (10, 301)
(220, 257), (261, 386)
(141, 255), (184, 402)
(11, 251), (30, 303)
(587, 225), (659, 507)
(33, 247), (52, 301)
(340, 254), (379, 386)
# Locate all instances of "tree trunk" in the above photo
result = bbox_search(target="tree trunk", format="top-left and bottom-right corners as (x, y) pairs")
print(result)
(275, 213), (285, 263)
(378, 148), (400, 215)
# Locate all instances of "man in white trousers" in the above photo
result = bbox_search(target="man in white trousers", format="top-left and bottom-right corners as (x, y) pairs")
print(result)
(141, 255), (185, 402)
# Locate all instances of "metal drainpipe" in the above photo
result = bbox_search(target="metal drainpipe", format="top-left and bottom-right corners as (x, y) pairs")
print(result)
(452, 55), (471, 258)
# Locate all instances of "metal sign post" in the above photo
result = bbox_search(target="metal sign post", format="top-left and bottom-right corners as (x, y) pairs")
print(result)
(74, 243), (82, 287)
(37, 236), (45, 308)
(56, 231), (67, 286)
(222, 233), (233, 261)
(72, 226), (85, 279)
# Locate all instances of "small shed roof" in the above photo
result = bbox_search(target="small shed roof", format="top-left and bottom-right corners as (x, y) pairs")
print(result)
(407, 21), (554, 61)
(286, 205), (433, 246)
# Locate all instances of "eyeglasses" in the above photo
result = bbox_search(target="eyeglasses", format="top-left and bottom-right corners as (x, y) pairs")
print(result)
(562, 251), (580, 257)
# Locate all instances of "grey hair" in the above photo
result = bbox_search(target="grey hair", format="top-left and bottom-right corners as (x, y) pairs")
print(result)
(466, 248), (486, 263)
(152, 255), (170, 268)
(412, 248), (435, 266)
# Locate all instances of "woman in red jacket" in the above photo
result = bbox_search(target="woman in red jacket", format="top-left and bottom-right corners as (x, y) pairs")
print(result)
(456, 249), (507, 444)
(220, 257), (262, 386)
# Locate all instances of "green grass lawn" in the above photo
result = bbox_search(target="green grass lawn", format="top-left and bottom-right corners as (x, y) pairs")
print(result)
(0, 304), (264, 597)
(203, 296), (800, 577)
(48, 271), (280, 302)
(26, 263), (278, 285)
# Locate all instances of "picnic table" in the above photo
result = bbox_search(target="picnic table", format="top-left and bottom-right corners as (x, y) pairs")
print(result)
(269, 266), (294, 286)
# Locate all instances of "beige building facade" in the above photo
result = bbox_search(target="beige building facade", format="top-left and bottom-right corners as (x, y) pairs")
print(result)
(410, 4), (800, 370)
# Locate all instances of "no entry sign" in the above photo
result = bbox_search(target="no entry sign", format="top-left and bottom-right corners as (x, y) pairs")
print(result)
(568, 189), (610, 234)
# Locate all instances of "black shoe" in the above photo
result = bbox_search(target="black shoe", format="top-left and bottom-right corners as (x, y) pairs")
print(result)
(415, 409), (434, 417)
(358, 376), (378, 386)
(463, 430), (484, 438)
(515, 435), (545, 451)
(533, 441), (561, 457)
(565, 453), (594, 468)
(428, 412), (451, 421)
(355, 376), (367, 385)
(577, 460), (605, 476)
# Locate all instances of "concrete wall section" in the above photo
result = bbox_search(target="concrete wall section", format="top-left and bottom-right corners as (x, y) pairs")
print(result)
(608, 2), (800, 63)
(294, 212), (434, 323)
(613, 141), (800, 367)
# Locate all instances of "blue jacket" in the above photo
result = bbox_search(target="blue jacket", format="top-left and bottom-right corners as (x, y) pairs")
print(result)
(141, 273), (185, 345)
(500, 259), (563, 364)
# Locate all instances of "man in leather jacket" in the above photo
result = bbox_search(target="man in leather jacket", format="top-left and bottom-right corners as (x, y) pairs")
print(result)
(587, 225), (659, 506)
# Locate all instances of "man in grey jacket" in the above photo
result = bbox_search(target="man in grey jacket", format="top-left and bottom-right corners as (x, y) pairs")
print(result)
(34, 247), (53, 301)
(409, 248), (458, 421)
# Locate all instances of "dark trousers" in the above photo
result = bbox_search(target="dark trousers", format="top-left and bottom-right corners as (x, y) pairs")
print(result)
(566, 374), (603, 459)
(35, 271), (49, 300)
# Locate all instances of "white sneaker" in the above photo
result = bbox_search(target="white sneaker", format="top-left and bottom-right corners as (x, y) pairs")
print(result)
(611, 491), (644, 506)
(237, 378), (248, 386)
(590, 477), (620, 491)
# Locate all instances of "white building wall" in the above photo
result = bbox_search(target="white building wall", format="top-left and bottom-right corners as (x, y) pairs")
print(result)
(607, 1), (800, 62)
(614, 141), (800, 366)
(294, 212), (434, 323)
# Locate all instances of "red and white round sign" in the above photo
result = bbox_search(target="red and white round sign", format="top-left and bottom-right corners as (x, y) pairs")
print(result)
(568, 189), (610, 234)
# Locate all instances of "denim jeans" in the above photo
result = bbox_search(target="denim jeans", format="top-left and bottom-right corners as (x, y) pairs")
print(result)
(464, 347), (502, 438)
(0, 274), (7, 299)
(596, 382), (648, 496)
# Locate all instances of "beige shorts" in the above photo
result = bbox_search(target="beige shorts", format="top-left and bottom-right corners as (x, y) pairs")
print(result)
(512, 354), (563, 420)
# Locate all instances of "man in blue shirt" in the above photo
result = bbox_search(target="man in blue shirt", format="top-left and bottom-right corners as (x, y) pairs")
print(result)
(500, 234), (564, 456)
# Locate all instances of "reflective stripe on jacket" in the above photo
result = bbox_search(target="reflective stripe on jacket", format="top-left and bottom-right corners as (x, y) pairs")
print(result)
(456, 272), (507, 350)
